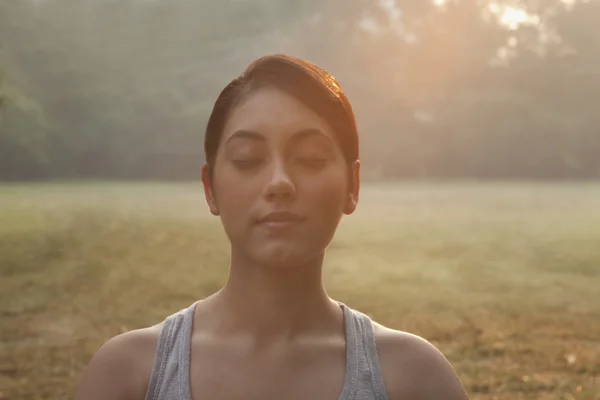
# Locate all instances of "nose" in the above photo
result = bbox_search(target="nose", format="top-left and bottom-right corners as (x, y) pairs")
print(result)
(263, 158), (296, 201)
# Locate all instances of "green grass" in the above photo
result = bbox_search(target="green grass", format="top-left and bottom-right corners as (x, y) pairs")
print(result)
(1, 181), (600, 400)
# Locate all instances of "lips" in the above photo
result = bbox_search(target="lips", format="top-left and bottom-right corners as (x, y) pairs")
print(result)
(257, 211), (306, 228)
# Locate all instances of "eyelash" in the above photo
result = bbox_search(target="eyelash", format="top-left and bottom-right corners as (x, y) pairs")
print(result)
(232, 158), (264, 169)
(232, 157), (328, 170)
(296, 157), (328, 169)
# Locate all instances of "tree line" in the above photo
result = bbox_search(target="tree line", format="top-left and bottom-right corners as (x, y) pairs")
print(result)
(1, 0), (598, 181)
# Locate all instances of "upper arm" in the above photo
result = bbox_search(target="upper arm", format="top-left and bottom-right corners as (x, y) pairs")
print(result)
(74, 328), (159, 400)
(374, 325), (470, 400)
(406, 335), (470, 400)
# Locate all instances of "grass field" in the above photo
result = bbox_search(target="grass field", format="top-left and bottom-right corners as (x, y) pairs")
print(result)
(1, 181), (600, 400)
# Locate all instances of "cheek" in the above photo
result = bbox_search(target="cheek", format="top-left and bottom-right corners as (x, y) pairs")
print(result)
(301, 171), (348, 213)
(213, 164), (260, 206)
(211, 176), (254, 233)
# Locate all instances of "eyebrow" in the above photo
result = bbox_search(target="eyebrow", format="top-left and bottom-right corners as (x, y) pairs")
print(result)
(224, 129), (265, 145)
(224, 128), (333, 145)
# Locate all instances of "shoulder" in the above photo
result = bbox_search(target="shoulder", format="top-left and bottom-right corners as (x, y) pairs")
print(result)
(371, 321), (470, 400)
(74, 323), (164, 400)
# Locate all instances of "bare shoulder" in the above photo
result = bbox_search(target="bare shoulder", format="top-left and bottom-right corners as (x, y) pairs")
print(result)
(74, 323), (164, 400)
(371, 321), (470, 400)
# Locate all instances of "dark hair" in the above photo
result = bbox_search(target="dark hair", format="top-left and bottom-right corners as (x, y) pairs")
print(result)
(204, 54), (359, 178)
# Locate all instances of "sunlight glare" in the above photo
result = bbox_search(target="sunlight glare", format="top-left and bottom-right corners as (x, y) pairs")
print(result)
(379, 0), (401, 20)
(500, 7), (527, 30)
(359, 16), (380, 34)
(488, 3), (540, 31)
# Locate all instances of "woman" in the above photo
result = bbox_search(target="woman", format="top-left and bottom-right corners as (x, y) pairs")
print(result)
(75, 54), (470, 400)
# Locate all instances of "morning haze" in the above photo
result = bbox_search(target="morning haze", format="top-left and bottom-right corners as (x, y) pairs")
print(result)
(1, 1), (599, 399)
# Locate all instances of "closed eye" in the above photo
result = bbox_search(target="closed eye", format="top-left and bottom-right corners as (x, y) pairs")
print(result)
(233, 158), (264, 169)
(296, 157), (328, 169)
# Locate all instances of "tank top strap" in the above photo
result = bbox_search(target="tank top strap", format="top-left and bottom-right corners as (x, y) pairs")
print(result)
(145, 301), (388, 400)
(145, 301), (198, 400)
(338, 302), (389, 400)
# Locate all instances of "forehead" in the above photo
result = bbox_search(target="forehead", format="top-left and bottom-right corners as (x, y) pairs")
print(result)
(221, 86), (336, 144)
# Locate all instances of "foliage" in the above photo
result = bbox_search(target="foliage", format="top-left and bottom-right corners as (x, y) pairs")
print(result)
(0, 67), (49, 179)
(0, 0), (598, 180)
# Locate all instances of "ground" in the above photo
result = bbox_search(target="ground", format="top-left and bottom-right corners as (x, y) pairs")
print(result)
(1, 181), (599, 400)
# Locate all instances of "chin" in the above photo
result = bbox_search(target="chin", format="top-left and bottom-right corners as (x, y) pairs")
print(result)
(254, 244), (323, 269)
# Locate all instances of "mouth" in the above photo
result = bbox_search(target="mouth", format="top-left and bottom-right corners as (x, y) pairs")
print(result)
(256, 211), (307, 229)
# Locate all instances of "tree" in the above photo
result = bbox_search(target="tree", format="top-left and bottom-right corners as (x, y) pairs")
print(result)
(0, 67), (49, 179)
(0, 0), (597, 181)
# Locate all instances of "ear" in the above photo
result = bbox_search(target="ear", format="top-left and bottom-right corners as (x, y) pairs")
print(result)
(343, 160), (360, 215)
(201, 164), (220, 216)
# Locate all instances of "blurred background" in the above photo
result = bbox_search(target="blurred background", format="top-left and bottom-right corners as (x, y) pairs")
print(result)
(1, 0), (599, 181)
(1, 1), (599, 400)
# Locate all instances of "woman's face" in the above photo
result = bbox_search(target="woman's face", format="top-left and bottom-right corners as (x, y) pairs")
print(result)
(202, 86), (360, 269)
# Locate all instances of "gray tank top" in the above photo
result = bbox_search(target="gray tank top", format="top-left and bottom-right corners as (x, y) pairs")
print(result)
(144, 301), (389, 400)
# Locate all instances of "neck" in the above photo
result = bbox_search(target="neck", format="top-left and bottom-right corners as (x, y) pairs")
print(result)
(205, 250), (341, 341)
